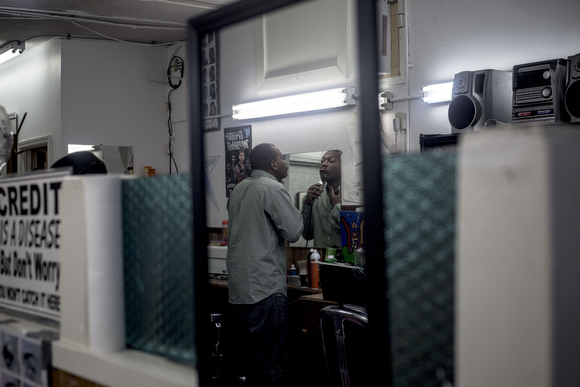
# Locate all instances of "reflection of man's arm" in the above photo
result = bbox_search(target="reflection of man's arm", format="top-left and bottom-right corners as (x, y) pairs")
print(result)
(328, 202), (341, 229)
(328, 186), (341, 229)
(301, 182), (323, 241)
(325, 188), (342, 248)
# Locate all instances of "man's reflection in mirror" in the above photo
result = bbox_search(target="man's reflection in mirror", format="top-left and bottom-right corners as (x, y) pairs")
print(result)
(301, 150), (341, 247)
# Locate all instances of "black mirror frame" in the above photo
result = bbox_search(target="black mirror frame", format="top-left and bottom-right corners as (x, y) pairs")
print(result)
(188, 0), (389, 385)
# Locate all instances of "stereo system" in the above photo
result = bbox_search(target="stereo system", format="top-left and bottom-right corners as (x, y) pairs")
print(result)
(512, 58), (569, 124)
(565, 53), (580, 122)
(448, 69), (512, 133)
(447, 53), (580, 130)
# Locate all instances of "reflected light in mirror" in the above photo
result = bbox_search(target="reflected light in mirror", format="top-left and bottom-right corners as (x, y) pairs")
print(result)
(67, 144), (134, 174)
(232, 86), (356, 120)
(68, 144), (97, 153)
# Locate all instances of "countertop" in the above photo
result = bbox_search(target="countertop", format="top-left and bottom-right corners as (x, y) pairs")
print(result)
(209, 278), (323, 294)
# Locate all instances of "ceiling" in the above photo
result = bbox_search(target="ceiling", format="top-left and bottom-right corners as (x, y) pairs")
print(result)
(0, 0), (237, 50)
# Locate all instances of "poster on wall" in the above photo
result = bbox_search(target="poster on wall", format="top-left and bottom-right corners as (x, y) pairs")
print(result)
(340, 210), (364, 265)
(0, 169), (70, 321)
(202, 30), (220, 132)
(224, 125), (252, 197)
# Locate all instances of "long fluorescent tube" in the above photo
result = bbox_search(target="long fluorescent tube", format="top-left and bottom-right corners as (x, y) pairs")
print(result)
(0, 41), (25, 65)
(232, 86), (356, 120)
(68, 144), (97, 153)
(421, 81), (453, 104)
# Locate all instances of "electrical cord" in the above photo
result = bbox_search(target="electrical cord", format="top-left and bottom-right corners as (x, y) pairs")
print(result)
(305, 203), (313, 247)
(166, 53), (184, 174)
(166, 88), (179, 175)
(167, 54), (184, 88)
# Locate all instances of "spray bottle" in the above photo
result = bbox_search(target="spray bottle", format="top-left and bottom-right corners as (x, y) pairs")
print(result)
(310, 249), (321, 289)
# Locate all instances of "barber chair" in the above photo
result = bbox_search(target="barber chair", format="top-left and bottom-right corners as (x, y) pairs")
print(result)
(317, 262), (371, 387)
(51, 151), (107, 174)
(211, 313), (246, 387)
(319, 304), (371, 387)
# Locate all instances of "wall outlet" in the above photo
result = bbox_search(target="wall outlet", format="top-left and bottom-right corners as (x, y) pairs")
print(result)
(395, 112), (407, 130)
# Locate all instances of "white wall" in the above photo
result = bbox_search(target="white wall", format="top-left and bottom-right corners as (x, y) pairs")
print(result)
(382, 0), (580, 151)
(0, 37), (177, 175)
(0, 39), (62, 164)
(60, 39), (170, 175)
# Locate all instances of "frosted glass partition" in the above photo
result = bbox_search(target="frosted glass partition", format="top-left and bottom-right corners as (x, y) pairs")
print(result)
(122, 174), (195, 365)
(383, 151), (456, 386)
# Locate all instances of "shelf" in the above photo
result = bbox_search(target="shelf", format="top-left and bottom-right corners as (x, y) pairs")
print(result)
(52, 340), (198, 387)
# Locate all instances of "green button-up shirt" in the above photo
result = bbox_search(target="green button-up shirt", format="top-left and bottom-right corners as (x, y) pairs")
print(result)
(226, 169), (303, 304)
(301, 186), (341, 248)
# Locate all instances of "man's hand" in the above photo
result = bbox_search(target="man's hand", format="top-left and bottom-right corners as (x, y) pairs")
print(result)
(304, 182), (324, 206)
(328, 186), (340, 207)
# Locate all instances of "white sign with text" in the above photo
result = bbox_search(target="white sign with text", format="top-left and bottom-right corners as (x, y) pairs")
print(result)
(0, 170), (70, 320)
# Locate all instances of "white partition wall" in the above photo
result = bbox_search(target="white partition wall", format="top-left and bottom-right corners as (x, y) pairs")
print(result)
(456, 125), (580, 387)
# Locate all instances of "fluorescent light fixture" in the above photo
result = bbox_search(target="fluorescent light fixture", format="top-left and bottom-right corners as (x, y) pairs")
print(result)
(232, 86), (356, 120)
(0, 41), (25, 65)
(421, 82), (453, 104)
(68, 144), (97, 153)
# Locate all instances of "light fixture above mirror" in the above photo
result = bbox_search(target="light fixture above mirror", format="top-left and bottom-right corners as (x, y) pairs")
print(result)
(421, 81), (453, 104)
(0, 41), (25, 65)
(232, 86), (356, 120)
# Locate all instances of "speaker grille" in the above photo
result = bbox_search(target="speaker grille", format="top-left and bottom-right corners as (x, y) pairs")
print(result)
(448, 95), (475, 129)
(565, 81), (580, 118)
(566, 53), (580, 120)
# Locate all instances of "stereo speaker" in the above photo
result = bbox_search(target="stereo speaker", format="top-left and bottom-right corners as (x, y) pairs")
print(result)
(448, 69), (512, 133)
(565, 53), (580, 123)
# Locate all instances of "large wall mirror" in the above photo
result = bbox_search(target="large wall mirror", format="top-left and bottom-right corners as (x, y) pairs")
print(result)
(286, 151), (326, 212)
(201, 0), (368, 228)
(190, 0), (385, 385)
(285, 150), (343, 248)
(67, 144), (134, 174)
(287, 151), (324, 247)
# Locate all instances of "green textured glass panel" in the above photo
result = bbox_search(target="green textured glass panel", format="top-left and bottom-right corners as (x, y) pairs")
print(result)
(122, 174), (195, 365)
(383, 151), (456, 386)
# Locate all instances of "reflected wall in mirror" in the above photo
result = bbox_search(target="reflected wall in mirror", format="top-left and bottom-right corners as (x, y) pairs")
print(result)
(67, 144), (134, 174)
(287, 150), (342, 248)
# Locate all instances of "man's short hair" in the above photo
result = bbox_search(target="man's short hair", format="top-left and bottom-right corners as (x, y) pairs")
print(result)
(250, 143), (278, 171)
(324, 149), (342, 158)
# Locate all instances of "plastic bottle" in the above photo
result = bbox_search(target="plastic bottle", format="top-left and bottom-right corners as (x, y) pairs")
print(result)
(355, 248), (365, 268)
(310, 250), (321, 288)
(336, 250), (345, 264)
(289, 264), (297, 276)
(221, 220), (228, 242)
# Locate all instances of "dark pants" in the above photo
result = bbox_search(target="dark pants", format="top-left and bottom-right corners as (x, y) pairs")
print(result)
(230, 293), (289, 387)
